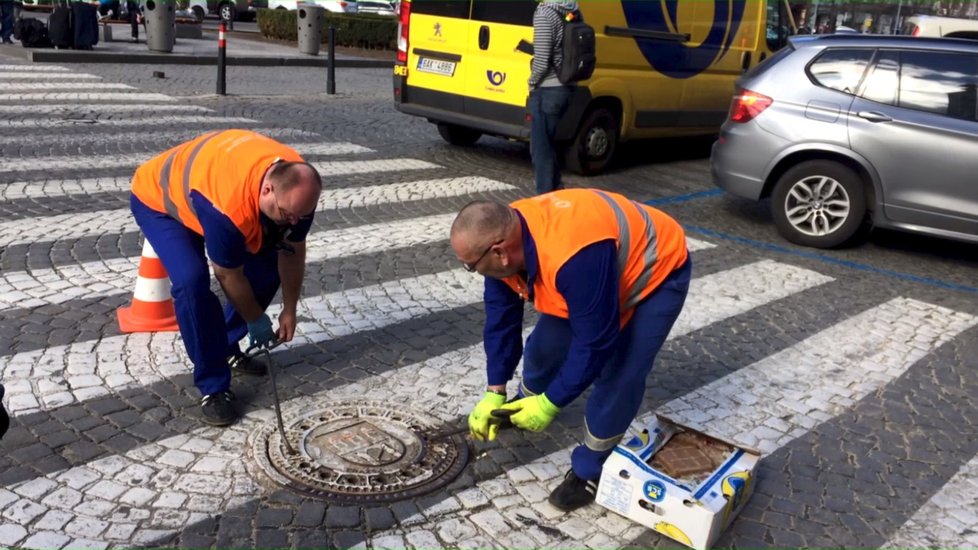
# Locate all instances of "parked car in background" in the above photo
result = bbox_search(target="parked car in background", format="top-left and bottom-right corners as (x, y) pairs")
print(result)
(902, 15), (978, 39)
(711, 35), (978, 248)
(269, 0), (357, 13)
(208, 0), (267, 21)
(357, 0), (394, 16)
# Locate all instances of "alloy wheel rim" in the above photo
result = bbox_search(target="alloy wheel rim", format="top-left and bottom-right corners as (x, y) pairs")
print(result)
(784, 175), (851, 237)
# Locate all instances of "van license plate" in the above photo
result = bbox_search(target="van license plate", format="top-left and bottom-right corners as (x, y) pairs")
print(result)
(417, 57), (456, 76)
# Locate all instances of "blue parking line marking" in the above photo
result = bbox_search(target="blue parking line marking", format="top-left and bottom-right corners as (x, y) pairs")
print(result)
(643, 188), (724, 205)
(682, 224), (978, 295)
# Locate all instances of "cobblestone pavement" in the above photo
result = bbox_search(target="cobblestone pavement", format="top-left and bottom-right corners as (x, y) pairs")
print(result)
(1, 58), (978, 550)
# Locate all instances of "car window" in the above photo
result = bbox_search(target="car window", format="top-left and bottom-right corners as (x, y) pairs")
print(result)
(411, 0), (469, 18)
(859, 50), (899, 105)
(808, 48), (874, 94)
(899, 50), (978, 122)
(471, 0), (535, 25)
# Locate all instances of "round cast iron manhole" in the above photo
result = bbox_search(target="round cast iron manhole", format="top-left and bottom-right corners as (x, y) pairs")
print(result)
(249, 400), (470, 504)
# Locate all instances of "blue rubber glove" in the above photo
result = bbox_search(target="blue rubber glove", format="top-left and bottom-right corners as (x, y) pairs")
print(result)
(498, 394), (560, 432)
(468, 391), (507, 442)
(246, 314), (276, 349)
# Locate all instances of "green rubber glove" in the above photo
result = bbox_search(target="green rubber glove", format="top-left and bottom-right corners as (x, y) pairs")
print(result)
(498, 394), (560, 432)
(469, 391), (507, 442)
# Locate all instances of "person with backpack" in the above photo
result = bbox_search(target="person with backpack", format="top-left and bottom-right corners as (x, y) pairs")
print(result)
(0, 0), (16, 44)
(527, 0), (580, 195)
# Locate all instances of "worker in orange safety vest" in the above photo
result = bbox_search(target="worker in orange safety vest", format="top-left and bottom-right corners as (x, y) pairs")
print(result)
(130, 129), (322, 427)
(451, 188), (691, 513)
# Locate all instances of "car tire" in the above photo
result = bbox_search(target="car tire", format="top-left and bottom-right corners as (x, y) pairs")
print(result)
(771, 160), (868, 248)
(192, 5), (205, 21)
(219, 2), (235, 22)
(564, 106), (618, 176)
(436, 123), (482, 146)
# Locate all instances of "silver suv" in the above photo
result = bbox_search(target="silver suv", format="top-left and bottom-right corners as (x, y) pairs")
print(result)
(711, 35), (978, 248)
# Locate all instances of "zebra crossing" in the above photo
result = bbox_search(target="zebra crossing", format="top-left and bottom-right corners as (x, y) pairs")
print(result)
(0, 63), (976, 550)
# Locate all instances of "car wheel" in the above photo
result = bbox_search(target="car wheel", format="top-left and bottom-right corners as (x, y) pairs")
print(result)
(219, 2), (235, 21)
(771, 160), (868, 248)
(192, 5), (205, 21)
(436, 123), (482, 146)
(564, 106), (618, 176)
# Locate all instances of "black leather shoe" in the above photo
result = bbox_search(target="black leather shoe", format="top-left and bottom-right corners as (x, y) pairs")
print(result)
(200, 390), (238, 426)
(228, 351), (267, 376)
(548, 469), (598, 512)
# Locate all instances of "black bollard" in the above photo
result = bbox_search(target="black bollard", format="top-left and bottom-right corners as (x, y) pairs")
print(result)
(327, 25), (336, 95)
(217, 21), (226, 96)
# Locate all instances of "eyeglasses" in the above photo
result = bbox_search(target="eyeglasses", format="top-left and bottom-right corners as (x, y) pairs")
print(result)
(462, 239), (504, 272)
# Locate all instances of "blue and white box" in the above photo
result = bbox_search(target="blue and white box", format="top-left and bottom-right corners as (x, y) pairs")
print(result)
(595, 415), (761, 550)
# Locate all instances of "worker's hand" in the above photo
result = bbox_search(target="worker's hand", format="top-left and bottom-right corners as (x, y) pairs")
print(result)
(246, 314), (276, 349)
(277, 309), (297, 343)
(497, 394), (559, 432)
(468, 391), (507, 442)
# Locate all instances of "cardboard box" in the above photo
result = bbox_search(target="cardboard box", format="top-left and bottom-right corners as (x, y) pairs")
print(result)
(595, 415), (761, 550)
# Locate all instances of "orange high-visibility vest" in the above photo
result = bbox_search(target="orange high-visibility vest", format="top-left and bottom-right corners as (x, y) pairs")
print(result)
(502, 189), (688, 326)
(130, 130), (303, 254)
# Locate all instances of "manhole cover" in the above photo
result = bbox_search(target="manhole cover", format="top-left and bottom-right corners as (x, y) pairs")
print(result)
(249, 400), (469, 504)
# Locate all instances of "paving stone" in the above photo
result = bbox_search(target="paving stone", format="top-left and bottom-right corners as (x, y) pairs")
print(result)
(293, 501), (326, 527)
(20, 531), (70, 550)
(256, 507), (294, 528)
(325, 505), (361, 529)
(364, 506), (396, 532)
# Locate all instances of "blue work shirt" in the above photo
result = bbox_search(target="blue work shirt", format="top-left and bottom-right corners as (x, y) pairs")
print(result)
(484, 212), (620, 407)
(191, 191), (313, 269)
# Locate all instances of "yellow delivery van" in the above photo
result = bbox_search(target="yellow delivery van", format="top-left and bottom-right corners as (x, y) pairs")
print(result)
(392, 0), (795, 174)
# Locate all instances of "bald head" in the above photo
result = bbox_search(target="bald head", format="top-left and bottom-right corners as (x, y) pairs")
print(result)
(260, 161), (322, 225)
(451, 200), (513, 250)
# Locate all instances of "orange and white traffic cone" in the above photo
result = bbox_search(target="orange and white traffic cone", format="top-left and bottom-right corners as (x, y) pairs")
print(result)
(117, 240), (179, 333)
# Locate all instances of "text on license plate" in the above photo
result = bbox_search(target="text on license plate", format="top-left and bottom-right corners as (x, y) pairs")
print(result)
(417, 57), (456, 76)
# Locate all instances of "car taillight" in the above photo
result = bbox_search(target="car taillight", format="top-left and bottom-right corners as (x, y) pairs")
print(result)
(912, 26), (921, 36)
(397, 0), (411, 64)
(729, 89), (773, 123)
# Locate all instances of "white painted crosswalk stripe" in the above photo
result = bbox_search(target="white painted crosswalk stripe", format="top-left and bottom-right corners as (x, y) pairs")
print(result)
(0, 65), (71, 71)
(0, 115), (257, 129)
(0, 104), (212, 114)
(0, 259), (835, 546)
(883, 452), (978, 549)
(0, 93), (176, 102)
(0, 128), (322, 151)
(0, 72), (101, 79)
(0, 83), (136, 92)
(0, 142), (373, 174)
(311, 158), (440, 176)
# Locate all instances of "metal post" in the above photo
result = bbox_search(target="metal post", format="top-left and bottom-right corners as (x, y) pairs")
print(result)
(893, 0), (903, 34)
(327, 25), (336, 95)
(217, 21), (226, 96)
(811, 0), (819, 29)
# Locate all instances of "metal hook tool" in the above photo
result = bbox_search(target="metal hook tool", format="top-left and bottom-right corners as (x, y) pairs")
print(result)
(245, 341), (296, 455)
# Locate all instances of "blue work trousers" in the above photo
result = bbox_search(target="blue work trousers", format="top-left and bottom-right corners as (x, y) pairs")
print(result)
(0, 2), (14, 43)
(131, 195), (281, 397)
(521, 258), (691, 480)
(529, 85), (573, 195)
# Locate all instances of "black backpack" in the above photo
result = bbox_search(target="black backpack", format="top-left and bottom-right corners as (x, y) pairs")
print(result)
(550, 7), (596, 84)
(14, 18), (53, 49)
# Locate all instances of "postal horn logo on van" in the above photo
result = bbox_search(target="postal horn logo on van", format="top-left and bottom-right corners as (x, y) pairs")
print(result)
(486, 70), (506, 86)
(622, 0), (746, 78)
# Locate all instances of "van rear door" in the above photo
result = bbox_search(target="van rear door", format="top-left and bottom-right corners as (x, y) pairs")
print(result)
(677, 0), (764, 129)
(403, 0), (472, 115)
(465, 0), (537, 131)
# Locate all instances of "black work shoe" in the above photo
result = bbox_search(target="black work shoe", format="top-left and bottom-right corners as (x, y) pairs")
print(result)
(200, 390), (238, 426)
(548, 469), (598, 512)
(228, 352), (267, 376)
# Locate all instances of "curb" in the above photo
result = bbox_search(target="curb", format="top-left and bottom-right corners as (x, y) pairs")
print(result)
(8, 48), (392, 67)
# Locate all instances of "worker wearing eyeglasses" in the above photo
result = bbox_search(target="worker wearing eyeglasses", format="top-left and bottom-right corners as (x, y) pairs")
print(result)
(450, 188), (690, 513)
(129, 130), (322, 427)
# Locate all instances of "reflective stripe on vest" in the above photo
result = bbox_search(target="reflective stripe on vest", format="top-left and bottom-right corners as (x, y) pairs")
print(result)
(583, 418), (625, 452)
(592, 190), (659, 309)
(159, 131), (221, 223)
